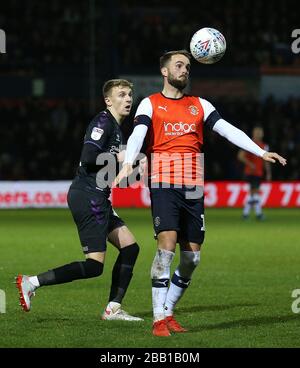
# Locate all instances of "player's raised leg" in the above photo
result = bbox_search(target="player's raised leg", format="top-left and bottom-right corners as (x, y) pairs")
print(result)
(15, 188), (108, 312)
(15, 252), (104, 312)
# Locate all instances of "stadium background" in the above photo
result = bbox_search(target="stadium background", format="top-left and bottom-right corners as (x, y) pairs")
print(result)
(0, 0), (300, 349)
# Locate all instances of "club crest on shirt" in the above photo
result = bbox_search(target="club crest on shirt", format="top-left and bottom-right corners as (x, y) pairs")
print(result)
(188, 105), (199, 116)
(91, 127), (104, 140)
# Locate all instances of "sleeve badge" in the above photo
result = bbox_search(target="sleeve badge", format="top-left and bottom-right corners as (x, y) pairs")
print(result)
(91, 127), (104, 140)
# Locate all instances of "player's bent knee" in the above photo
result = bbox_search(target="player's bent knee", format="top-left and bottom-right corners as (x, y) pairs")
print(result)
(185, 252), (200, 268)
(85, 258), (104, 277)
(178, 250), (201, 277)
(122, 242), (140, 257)
(157, 231), (177, 251)
(190, 251), (200, 268)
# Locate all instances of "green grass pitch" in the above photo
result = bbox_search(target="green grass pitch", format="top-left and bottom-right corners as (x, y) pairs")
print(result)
(0, 208), (299, 348)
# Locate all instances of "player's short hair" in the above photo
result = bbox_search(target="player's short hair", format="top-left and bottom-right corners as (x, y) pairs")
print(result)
(102, 79), (133, 97)
(160, 50), (191, 69)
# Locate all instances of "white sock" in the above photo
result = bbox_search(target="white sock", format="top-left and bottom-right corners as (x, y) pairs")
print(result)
(29, 276), (40, 289)
(164, 251), (200, 316)
(164, 271), (188, 317)
(253, 194), (262, 215)
(152, 286), (169, 322)
(243, 195), (253, 216)
(151, 249), (175, 322)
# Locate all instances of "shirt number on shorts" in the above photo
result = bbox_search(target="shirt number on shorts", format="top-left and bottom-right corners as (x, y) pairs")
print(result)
(201, 214), (205, 231)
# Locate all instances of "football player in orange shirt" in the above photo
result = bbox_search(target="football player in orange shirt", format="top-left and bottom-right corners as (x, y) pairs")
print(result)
(115, 50), (287, 336)
(238, 126), (271, 220)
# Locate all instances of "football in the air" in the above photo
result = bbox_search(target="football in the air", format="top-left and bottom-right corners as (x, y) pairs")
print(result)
(190, 27), (226, 64)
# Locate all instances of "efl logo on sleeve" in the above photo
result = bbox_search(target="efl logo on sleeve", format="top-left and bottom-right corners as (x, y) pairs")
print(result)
(0, 29), (6, 54)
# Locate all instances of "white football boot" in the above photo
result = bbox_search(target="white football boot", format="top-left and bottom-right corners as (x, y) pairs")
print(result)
(102, 302), (143, 321)
(15, 275), (36, 312)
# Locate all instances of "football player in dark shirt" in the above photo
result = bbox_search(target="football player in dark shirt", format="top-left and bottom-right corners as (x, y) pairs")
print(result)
(16, 79), (143, 321)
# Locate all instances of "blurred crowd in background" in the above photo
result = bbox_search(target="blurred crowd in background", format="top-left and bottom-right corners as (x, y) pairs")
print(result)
(0, 96), (298, 181)
(0, 0), (299, 181)
(118, 0), (299, 69)
(0, 0), (298, 75)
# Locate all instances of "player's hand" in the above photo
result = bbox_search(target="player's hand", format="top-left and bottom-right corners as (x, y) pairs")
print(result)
(138, 157), (148, 177)
(113, 163), (133, 187)
(262, 152), (287, 166)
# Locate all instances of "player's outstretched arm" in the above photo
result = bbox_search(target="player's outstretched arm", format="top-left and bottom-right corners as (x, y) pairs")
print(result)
(213, 119), (287, 165)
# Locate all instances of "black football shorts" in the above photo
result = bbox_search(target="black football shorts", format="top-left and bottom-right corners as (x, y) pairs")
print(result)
(149, 185), (205, 244)
(67, 188), (124, 253)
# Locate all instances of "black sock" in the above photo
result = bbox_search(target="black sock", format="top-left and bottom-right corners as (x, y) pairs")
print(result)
(109, 243), (139, 303)
(37, 259), (103, 286)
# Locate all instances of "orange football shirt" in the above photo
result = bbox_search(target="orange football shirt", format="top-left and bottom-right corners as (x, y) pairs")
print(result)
(141, 93), (207, 186)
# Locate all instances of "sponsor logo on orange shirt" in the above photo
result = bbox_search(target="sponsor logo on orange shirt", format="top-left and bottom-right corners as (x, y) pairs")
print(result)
(163, 121), (197, 135)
